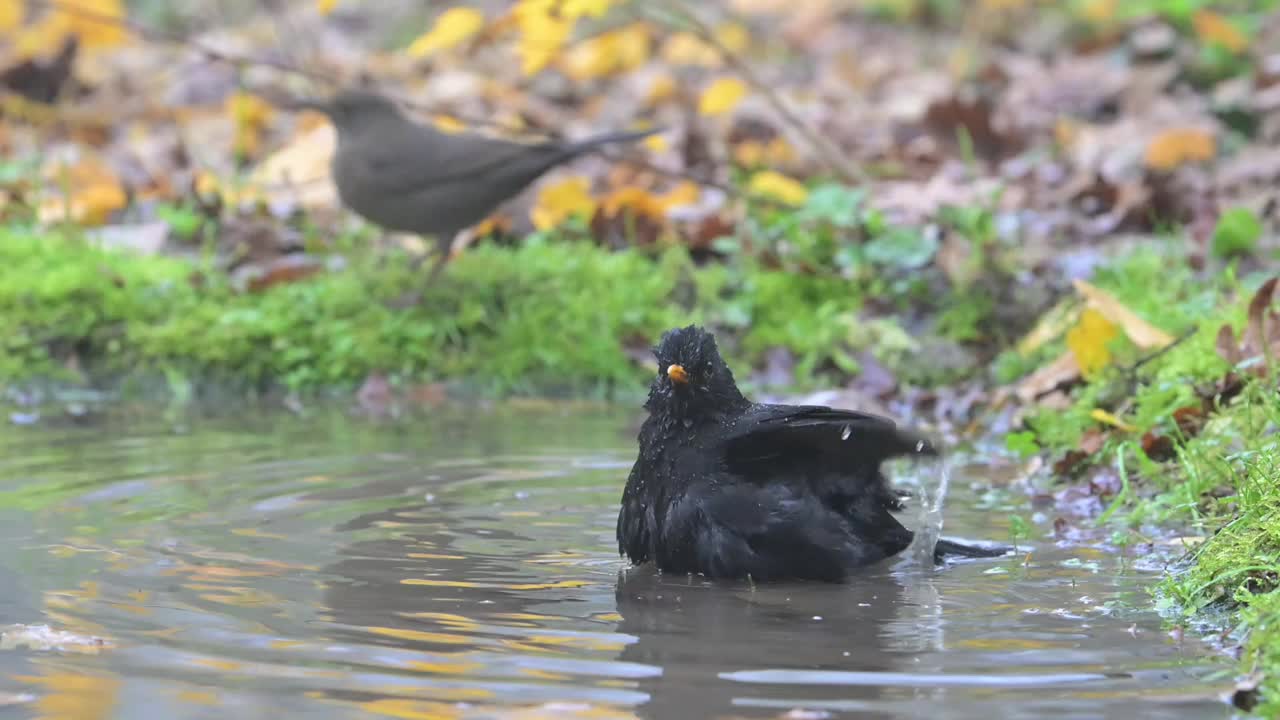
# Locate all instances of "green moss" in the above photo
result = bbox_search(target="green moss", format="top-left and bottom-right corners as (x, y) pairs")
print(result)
(1159, 432), (1280, 716)
(0, 227), (887, 396)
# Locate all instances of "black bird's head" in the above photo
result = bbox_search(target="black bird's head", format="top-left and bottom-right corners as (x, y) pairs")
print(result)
(295, 89), (407, 138)
(645, 325), (749, 420)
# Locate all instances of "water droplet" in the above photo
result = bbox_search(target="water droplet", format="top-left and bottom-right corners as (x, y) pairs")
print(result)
(840, 425), (851, 440)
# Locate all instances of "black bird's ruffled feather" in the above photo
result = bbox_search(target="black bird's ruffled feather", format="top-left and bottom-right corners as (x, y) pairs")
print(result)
(617, 325), (1004, 582)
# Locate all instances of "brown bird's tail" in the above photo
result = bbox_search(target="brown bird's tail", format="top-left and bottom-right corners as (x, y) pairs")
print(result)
(562, 127), (664, 158)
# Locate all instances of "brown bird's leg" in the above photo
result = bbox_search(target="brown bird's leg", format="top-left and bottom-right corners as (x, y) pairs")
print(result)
(426, 250), (450, 283)
(425, 231), (458, 284)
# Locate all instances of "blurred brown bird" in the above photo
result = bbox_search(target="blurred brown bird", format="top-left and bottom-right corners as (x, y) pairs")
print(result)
(293, 89), (660, 281)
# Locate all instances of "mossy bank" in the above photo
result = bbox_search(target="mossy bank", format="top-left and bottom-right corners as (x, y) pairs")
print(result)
(0, 225), (953, 398)
(1012, 264), (1280, 716)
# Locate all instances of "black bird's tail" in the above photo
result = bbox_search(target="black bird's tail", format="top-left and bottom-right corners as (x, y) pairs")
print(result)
(933, 538), (1011, 562)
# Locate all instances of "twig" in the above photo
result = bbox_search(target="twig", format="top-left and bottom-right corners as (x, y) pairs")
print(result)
(643, 1), (867, 185)
(1129, 327), (1198, 373)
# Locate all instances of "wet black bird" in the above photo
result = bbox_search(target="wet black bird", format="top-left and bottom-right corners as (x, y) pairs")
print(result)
(617, 325), (1004, 582)
(293, 89), (660, 280)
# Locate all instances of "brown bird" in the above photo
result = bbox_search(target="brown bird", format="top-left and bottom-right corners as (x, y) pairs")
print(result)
(293, 89), (660, 280)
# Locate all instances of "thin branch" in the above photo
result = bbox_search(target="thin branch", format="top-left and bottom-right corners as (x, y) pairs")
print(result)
(644, 1), (867, 185)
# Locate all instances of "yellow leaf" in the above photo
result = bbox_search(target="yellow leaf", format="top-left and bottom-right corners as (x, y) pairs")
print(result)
(406, 7), (485, 58)
(659, 181), (701, 213)
(747, 170), (807, 206)
(602, 187), (661, 220)
(1090, 408), (1136, 432)
(1193, 10), (1248, 53)
(601, 183), (700, 221)
(562, 0), (612, 19)
(227, 92), (275, 159)
(1072, 279), (1175, 349)
(431, 114), (466, 134)
(733, 136), (796, 167)
(715, 22), (750, 54)
(699, 76), (748, 116)
(316, 0), (337, 15)
(980, 0), (1027, 10)
(644, 72), (677, 105)
(1080, 0), (1116, 24)
(1054, 117), (1078, 148)
(643, 133), (668, 153)
(248, 124), (337, 210)
(13, 12), (72, 58)
(38, 158), (127, 226)
(514, 6), (571, 75)
(358, 699), (470, 720)
(1065, 307), (1118, 377)
(0, 0), (23, 33)
(471, 215), (510, 237)
(662, 32), (720, 67)
(531, 176), (596, 230)
(560, 22), (650, 80)
(734, 140), (766, 167)
(58, 0), (127, 49)
(1144, 128), (1215, 171)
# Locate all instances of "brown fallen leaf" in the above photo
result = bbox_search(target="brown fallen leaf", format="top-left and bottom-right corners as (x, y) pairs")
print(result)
(247, 121), (338, 211)
(1141, 431), (1176, 461)
(1216, 276), (1280, 372)
(1242, 276), (1278, 362)
(1015, 350), (1080, 403)
(1144, 128), (1216, 172)
(235, 255), (326, 293)
(1016, 299), (1080, 356)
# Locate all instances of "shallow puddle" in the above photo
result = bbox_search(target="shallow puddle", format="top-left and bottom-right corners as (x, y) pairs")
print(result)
(0, 406), (1233, 718)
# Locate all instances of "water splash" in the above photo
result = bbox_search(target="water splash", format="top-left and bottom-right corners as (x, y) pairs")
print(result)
(911, 458), (952, 567)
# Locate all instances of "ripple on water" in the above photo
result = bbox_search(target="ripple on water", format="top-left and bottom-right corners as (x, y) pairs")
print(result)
(0, 407), (1234, 719)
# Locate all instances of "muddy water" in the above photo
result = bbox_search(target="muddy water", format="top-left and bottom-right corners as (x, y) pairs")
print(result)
(0, 406), (1232, 719)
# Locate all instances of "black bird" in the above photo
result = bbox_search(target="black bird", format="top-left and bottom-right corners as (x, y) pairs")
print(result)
(617, 325), (1005, 582)
(293, 89), (660, 280)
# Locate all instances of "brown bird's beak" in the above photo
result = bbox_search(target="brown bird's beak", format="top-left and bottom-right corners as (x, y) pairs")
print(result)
(666, 364), (689, 384)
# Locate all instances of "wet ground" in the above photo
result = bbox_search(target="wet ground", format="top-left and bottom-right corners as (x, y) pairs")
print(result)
(0, 405), (1235, 719)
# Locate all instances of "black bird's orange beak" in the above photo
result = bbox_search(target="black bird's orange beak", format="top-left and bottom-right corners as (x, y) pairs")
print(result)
(666, 364), (688, 384)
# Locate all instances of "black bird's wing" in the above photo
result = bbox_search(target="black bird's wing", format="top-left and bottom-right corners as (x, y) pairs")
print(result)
(716, 404), (936, 483)
(661, 476), (903, 582)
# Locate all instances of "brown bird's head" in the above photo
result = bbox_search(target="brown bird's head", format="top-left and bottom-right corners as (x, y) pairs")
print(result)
(292, 89), (406, 137)
(645, 325), (749, 420)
